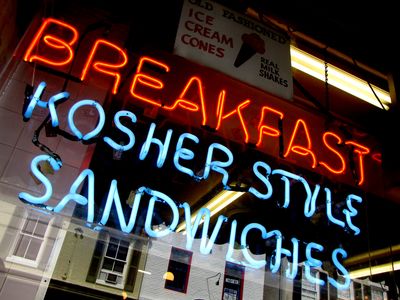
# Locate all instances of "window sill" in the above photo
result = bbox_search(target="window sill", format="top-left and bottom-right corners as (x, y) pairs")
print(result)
(95, 279), (124, 290)
(5, 256), (39, 268)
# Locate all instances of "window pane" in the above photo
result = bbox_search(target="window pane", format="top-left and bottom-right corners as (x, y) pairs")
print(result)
(165, 247), (192, 293)
(13, 235), (30, 257)
(113, 261), (125, 273)
(116, 244), (128, 261)
(34, 220), (48, 238)
(102, 258), (114, 270)
(106, 273), (118, 284)
(106, 242), (118, 258)
(22, 218), (37, 235)
(109, 237), (119, 245)
(25, 237), (42, 260)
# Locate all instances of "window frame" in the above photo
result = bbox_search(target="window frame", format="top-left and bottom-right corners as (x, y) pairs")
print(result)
(164, 246), (193, 294)
(221, 261), (245, 300)
(95, 235), (133, 290)
(6, 210), (52, 268)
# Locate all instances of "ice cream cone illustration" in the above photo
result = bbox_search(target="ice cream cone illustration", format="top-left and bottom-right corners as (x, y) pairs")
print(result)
(234, 33), (265, 67)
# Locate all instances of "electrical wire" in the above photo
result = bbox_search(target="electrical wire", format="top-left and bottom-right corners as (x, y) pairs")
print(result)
(206, 272), (221, 300)
(26, 20), (112, 161)
(352, 58), (387, 111)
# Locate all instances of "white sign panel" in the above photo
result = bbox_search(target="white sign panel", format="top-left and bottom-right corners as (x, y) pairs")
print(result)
(174, 0), (293, 100)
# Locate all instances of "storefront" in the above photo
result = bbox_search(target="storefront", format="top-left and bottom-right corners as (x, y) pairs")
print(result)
(0, 1), (398, 299)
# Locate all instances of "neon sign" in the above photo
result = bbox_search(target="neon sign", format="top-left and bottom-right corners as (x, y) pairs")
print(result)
(19, 81), (366, 289)
(22, 17), (379, 189)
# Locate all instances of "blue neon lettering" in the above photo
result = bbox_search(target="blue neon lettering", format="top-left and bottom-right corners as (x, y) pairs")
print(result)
(23, 81), (69, 127)
(240, 223), (267, 268)
(18, 82), (362, 288)
(325, 187), (345, 228)
(19, 154), (60, 204)
(173, 133), (199, 178)
(271, 169), (318, 217)
(281, 238), (299, 279)
(200, 214), (227, 255)
(23, 82), (47, 120)
(181, 203), (227, 254)
(182, 203), (207, 250)
(225, 219), (239, 263)
(50, 169), (95, 223)
(268, 230), (284, 273)
(99, 180), (143, 233)
(305, 242), (325, 286)
(203, 143), (233, 187)
(48, 91), (70, 127)
(68, 100), (105, 140)
(139, 123), (173, 168)
(144, 189), (179, 237)
(329, 248), (350, 290)
(343, 194), (362, 235)
(103, 110), (137, 151)
(248, 161), (273, 200)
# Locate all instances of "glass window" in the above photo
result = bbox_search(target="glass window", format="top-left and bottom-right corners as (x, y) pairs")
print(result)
(10, 212), (51, 265)
(164, 247), (193, 293)
(222, 261), (245, 300)
(96, 237), (131, 289)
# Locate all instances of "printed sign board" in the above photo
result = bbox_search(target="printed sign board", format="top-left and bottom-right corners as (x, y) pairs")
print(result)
(174, 0), (293, 100)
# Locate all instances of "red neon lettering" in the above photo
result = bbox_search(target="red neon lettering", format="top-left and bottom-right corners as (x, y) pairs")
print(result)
(319, 132), (346, 174)
(256, 106), (284, 147)
(23, 18), (78, 67)
(284, 119), (317, 168)
(215, 90), (251, 143)
(130, 57), (170, 107)
(345, 141), (370, 185)
(372, 152), (382, 164)
(164, 77), (207, 126)
(80, 39), (127, 94)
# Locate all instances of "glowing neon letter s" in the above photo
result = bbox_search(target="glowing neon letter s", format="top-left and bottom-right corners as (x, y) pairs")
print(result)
(19, 154), (61, 204)
(272, 169), (319, 217)
(328, 248), (350, 290)
(305, 242), (325, 286)
(240, 223), (267, 269)
(173, 133), (199, 178)
(343, 194), (363, 235)
(68, 100), (105, 140)
(139, 123), (173, 168)
(144, 188), (179, 238)
(319, 132), (346, 174)
(249, 161), (273, 200)
(49, 169), (95, 223)
(103, 110), (137, 151)
(23, 18), (78, 67)
(203, 143), (233, 187)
